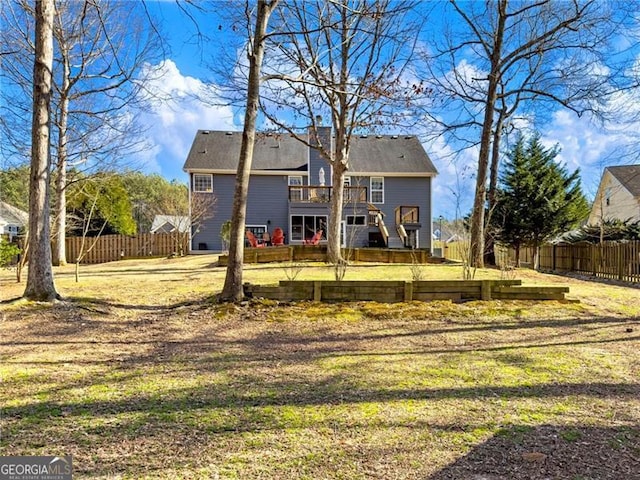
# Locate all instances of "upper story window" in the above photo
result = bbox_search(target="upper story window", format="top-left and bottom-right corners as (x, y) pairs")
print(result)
(605, 187), (611, 206)
(370, 176), (384, 203)
(289, 175), (303, 201)
(193, 174), (213, 193)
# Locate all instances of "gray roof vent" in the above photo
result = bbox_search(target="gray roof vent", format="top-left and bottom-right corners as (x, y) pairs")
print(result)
(376, 135), (383, 139)
(391, 135), (399, 139)
(202, 130), (210, 134)
(360, 135), (368, 138)
(225, 132), (233, 135)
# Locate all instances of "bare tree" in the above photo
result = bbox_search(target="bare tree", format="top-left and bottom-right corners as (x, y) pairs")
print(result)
(420, 0), (632, 267)
(50, 0), (161, 265)
(220, 0), (279, 302)
(24, 0), (58, 301)
(1, 0), (162, 266)
(258, 0), (421, 264)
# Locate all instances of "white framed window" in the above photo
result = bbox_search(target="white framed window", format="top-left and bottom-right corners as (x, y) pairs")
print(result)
(346, 215), (366, 226)
(289, 175), (303, 201)
(246, 225), (267, 236)
(193, 174), (213, 193)
(370, 176), (384, 203)
(343, 177), (351, 187)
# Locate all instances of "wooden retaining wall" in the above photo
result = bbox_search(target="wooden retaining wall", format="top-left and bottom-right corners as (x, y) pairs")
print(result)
(245, 279), (570, 303)
(218, 246), (441, 266)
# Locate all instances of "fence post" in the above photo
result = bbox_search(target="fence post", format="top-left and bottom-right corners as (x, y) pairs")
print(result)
(481, 280), (492, 300)
(404, 281), (413, 302)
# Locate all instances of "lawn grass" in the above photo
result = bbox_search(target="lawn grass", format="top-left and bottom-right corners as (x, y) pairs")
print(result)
(1, 255), (639, 479)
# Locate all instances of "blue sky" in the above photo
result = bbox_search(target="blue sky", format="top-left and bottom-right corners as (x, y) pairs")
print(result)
(138, 1), (640, 220)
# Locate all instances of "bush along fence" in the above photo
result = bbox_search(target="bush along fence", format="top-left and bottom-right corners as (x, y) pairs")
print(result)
(218, 245), (443, 266)
(497, 241), (640, 284)
(244, 279), (570, 303)
(65, 233), (188, 265)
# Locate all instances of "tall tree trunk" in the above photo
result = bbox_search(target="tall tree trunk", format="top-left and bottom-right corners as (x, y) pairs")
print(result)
(220, 0), (277, 303)
(24, 0), (58, 301)
(326, 123), (348, 264)
(53, 81), (70, 266)
(487, 113), (504, 214)
(469, 0), (507, 268)
(484, 112), (505, 266)
(327, 159), (347, 264)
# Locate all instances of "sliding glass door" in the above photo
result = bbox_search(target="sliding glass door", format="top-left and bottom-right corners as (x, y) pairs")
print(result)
(290, 215), (327, 242)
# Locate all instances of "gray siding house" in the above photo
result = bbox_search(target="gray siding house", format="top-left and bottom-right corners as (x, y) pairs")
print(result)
(183, 127), (438, 252)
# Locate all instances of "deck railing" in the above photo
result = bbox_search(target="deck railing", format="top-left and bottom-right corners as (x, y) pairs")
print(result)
(395, 205), (419, 224)
(288, 185), (367, 203)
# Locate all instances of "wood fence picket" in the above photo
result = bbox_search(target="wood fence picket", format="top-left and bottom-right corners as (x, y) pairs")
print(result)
(65, 233), (187, 265)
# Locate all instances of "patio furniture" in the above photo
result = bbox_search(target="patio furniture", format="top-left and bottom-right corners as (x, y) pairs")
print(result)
(271, 227), (285, 246)
(303, 230), (323, 245)
(246, 230), (265, 248)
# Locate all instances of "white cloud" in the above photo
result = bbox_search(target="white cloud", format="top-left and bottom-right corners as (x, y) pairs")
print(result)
(539, 107), (639, 198)
(423, 132), (478, 219)
(137, 60), (236, 180)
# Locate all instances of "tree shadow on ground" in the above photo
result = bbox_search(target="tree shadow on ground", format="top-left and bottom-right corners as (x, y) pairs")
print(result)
(428, 424), (640, 480)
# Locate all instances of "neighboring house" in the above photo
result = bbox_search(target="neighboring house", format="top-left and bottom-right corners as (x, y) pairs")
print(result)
(588, 165), (640, 225)
(432, 223), (461, 243)
(0, 201), (28, 241)
(150, 215), (190, 234)
(183, 127), (438, 252)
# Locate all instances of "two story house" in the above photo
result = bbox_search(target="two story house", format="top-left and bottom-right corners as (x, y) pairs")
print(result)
(183, 127), (438, 252)
(588, 165), (640, 225)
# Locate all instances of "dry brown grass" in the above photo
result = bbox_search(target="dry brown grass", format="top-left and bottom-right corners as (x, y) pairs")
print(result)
(1, 256), (639, 479)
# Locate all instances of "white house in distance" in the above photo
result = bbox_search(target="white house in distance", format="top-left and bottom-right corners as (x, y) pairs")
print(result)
(0, 201), (28, 241)
(588, 165), (640, 224)
(150, 215), (190, 234)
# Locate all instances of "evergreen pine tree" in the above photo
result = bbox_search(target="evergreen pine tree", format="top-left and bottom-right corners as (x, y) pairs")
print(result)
(493, 134), (589, 268)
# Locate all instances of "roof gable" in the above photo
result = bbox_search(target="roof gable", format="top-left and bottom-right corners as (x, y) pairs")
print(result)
(150, 215), (189, 233)
(606, 165), (640, 197)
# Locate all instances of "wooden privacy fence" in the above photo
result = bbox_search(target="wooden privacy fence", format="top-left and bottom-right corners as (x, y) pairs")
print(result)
(244, 279), (570, 303)
(499, 241), (640, 284)
(65, 233), (188, 265)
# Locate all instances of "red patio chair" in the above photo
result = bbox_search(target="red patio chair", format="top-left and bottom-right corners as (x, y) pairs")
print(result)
(271, 227), (285, 246)
(303, 230), (323, 245)
(246, 230), (265, 248)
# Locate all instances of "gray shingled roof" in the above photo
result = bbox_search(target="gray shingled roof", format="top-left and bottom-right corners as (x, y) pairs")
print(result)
(183, 130), (437, 174)
(607, 165), (640, 197)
